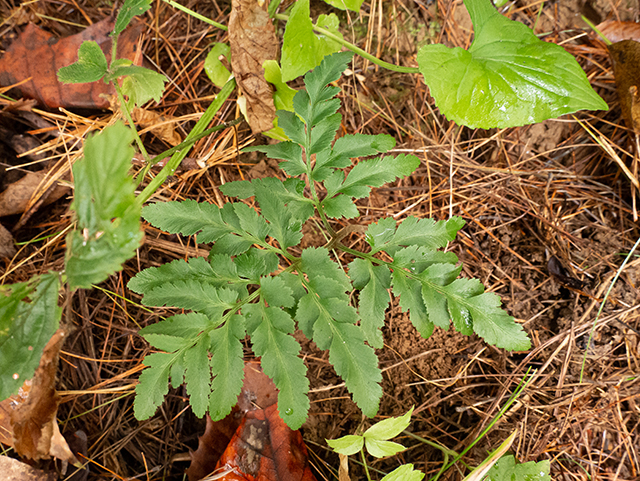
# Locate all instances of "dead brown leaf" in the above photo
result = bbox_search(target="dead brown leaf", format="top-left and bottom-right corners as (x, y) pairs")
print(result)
(0, 223), (16, 258)
(0, 17), (142, 109)
(131, 108), (182, 146)
(229, 0), (278, 134)
(597, 19), (640, 44)
(9, 329), (79, 466)
(0, 171), (69, 218)
(607, 40), (640, 133)
(0, 455), (56, 481)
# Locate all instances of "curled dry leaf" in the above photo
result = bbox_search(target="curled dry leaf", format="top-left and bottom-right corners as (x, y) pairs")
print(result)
(607, 40), (640, 133)
(6, 329), (80, 466)
(0, 17), (142, 109)
(0, 171), (70, 218)
(229, 0), (278, 134)
(597, 19), (640, 44)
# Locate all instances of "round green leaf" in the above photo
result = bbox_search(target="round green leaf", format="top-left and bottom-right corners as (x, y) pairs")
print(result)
(417, 0), (608, 129)
(204, 43), (231, 88)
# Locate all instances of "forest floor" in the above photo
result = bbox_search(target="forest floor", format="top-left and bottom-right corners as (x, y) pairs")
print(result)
(1, 0), (639, 480)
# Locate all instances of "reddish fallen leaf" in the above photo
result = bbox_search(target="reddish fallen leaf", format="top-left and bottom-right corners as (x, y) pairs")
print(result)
(0, 17), (142, 109)
(187, 362), (279, 481)
(229, 0), (278, 134)
(6, 329), (80, 466)
(597, 19), (640, 44)
(214, 403), (317, 481)
(0, 171), (70, 218)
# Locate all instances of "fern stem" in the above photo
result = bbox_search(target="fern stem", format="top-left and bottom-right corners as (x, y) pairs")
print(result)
(273, 13), (420, 74)
(134, 78), (236, 207)
(360, 449), (372, 481)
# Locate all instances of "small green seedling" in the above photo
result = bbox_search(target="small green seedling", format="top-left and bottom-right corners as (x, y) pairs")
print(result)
(328, 407), (424, 481)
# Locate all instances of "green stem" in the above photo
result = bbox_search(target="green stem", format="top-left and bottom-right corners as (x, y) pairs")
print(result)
(114, 83), (151, 163)
(162, 0), (228, 30)
(360, 449), (372, 481)
(273, 13), (420, 74)
(134, 78), (236, 207)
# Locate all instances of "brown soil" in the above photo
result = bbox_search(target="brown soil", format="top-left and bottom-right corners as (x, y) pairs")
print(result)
(1, 0), (639, 480)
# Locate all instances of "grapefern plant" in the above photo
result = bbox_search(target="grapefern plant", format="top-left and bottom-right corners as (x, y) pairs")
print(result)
(129, 52), (530, 429)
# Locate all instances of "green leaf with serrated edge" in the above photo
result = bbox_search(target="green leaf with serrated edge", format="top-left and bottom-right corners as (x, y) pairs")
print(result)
(134, 352), (172, 420)
(204, 43), (231, 88)
(108, 65), (167, 108)
(322, 0), (364, 11)
(301, 247), (352, 292)
(280, 272), (306, 303)
(140, 280), (237, 319)
(235, 248), (278, 281)
(260, 276), (294, 308)
(349, 259), (390, 348)
(208, 317), (246, 420)
(381, 465), (425, 481)
(315, 133), (396, 175)
(243, 142), (305, 176)
(130, 258), (232, 294)
(209, 233), (253, 256)
(417, 0), (607, 129)
(57, 41), (108, 84)
(281, 0), (343, 82)
(366, 217), (396, 249)
(419, 263), (462, 329)
(328, 321), (382, 416)
(308, 275), (350, 301)
(364, 407), (413, 440)
(253, 178), (304, 249)
(446, 278), (483, 336)
(277, 110), (306, 146)
(219, 180), (254, 199)
(370, 216), (465, 255)
(364, 439), (406, 458)
(330, 154), (420, 199)
(322, 195), (359, 219)
(184, 339), (211, 418)
(0, 273), (60, 400)
(309, 113), (341, 155)
(295, 93), (341, 130)
(326, 435), (364, 456)
(466, 291), (530, 350)
(391, 270), (433, 339)
(66, 122), (142, 290)
(113, 0), (151, 37)
(140, 313), (210, 339)
(170, 352), (185, 389)
(392, 245), (459, 274)
(295, 294), (319, 338)
(486, 455), (550, 481)
(232, 203), (269, 241)
(142, 334), (190, 352)
(142, 200), (233, 243)
(303, 51), (353, 104)
(244, 303), (309, 429)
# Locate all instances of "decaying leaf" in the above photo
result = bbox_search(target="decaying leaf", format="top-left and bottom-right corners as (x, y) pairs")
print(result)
(229, 0), (278, 134)
(8, 329), (80, 466)
(608, 40), (640, 133)
(0, 455), (56, 481)
(0, 171), (70, 218)
(0, 17), (142, 109)
(187, 362), (278, 481)
(0, 223), (16, 258)
(131, 108), (182, 146)
(597, 19), (640, 44)
(214, 403), (317, 481)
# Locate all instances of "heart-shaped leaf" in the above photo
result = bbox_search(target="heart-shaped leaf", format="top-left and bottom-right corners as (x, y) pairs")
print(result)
(417, 0), (608, 129)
